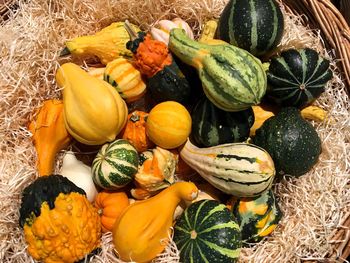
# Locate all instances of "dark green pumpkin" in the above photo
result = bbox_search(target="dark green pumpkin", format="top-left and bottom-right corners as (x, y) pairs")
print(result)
(191, 96), (254, 147)
(217, 0), (284, 56)
(267, 48), (332, 108)
(174, 199), (241, 263)
(253, 107), (322, 176)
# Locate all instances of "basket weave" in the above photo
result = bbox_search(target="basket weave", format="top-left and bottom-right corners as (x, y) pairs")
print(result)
(0, 0), (349, 262)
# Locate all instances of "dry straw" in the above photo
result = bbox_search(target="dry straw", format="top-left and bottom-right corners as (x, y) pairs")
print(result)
(0, 0), (349, 262)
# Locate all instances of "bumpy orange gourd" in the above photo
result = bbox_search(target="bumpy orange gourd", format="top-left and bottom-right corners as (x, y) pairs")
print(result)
(146, 101), (192, 149)
(94, 191), (130, 232)
(23, 192), (101, 263)
(121, 110), (154, 152)
(112, 182), (198, 262)
(28, 100), (71, 176)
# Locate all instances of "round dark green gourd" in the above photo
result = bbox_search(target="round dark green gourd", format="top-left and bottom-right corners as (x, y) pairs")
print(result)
(217, 0), (284, 57)
(19, 175), (85, 228)
(174, 199), (241, 263)
(253, 107), (322, 177)
(191, 96), (254, 147)
(267, 48), (332, 108)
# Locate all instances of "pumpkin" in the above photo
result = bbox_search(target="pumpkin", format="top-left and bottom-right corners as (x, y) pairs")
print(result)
(124, 21), (191, 105)
(266, 48), (332, 108)
(60, 151), (98, 202)
(112, 182), (199, 262)
(92, 139), (139, 190)
(94, 191), (129, 233)
(56, 63), (128, 145)
(121, 110), (154, 152)
(217, 0), (284, 57)
(146, 101), (192, 149)
(150, 18), (194, 45)
(131, 147), (177, 199)
(60, 22), (141, 64)
(28, 99), (72, 176)
(104, 58), (146, 102)
(19, 175), (101, 263)
(173, 200), (241, 263)
(253, 107), (322, 177)
(180, 139), (275, 197)
(169, 28), (267, 112)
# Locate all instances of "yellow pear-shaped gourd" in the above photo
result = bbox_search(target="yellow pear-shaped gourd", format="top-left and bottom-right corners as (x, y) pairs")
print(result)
(112, 182), (198, 262)
(56, 63), (128, 145)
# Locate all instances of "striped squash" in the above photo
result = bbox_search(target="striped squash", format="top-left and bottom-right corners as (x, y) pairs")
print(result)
(179, 139), (275, 197)
(267, 48), (332, 108)
(104, 58), (146, 103)
(191, 96), (254, 147)
(217, 0), (284, 57)
(169, 28), (267, 112)
(92, 139), (139, 190)
(173, 200), (241, 263)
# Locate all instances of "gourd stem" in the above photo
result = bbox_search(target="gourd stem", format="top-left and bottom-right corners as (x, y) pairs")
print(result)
(124, 20), (138, 41)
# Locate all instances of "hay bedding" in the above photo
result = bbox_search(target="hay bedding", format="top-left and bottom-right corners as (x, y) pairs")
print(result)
(0, 0), (349, 262)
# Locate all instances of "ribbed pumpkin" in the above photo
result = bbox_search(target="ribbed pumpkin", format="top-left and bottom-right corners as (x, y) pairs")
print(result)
(169, 28), (267, 112)
(191, 96), (254, 147)
(173, 200), (241, 263)
(217, 0), (284, 57)
(104, 58), (146, 103)
(92, 139), (139, 189)
(146, 101), (192, 149)
(267, 48), (332, 108)
(121, 110), (154, 152)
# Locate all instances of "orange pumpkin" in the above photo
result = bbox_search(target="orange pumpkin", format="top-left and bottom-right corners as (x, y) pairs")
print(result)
(94, 191), (129, 232)
(121, 110), (154, 152)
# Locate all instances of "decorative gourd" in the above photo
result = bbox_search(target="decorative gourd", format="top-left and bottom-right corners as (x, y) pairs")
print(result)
(60, 22), (141, 64)
(104, 58), (146, 102)
(146, 101), (192, 149)
(87, 67), (105, 80)
(131, 147), (177, 199)
(253, 107), (322, 176)
(173, 200), (241, 263)
(150, 18), (194, 45)
(121, 110), (154, 152)
(60, 151), (98, 202)
(56, 63), (128, 145)
(112, 182), (199, 262)
(124, 21), (191, 105)
(179, 139), (275, 197)
(19, 175), (101, 263)
(169, 28), (267, 112)
(191, 96), (254, 147)
(92, 139), (139, 189)
(28, 99), (72, 176)
(199, 20), (218, 42)
(229, 190), (282, 242)
(267, 48), (332, 108)
(217, 0), (284, 57)
(94, 190), (129, 233)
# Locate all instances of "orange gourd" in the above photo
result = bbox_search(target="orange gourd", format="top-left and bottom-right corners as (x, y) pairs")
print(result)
(121, 110), (154, 152)
(28, 100), (71, 176)
(94, 191), (129, 233)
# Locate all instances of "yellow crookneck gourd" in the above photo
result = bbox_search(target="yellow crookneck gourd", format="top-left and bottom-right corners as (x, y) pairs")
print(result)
(61, 22), (141, 64)
(112, 182), (198, 263)
(56, 63), (128, 145)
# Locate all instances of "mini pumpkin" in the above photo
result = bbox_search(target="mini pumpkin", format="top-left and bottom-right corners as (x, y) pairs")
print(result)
(121, 110), (154, 152)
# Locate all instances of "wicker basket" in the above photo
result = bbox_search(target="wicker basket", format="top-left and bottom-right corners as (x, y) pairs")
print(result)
(0, 0), (349, 262)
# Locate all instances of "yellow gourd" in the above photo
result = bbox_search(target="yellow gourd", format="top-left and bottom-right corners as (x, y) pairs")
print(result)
(56, 63), (128, 145)
(112, 182), (198, 262)
(61, 22), (141, 64)
(198, 20), (218, 42)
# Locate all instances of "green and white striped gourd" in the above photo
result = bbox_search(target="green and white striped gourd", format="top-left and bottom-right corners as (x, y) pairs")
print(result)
(217, 0), (284, 57)
(169, 28), (267, 112)
(179, 139), (275, 197)
(92, 139), (139, 189)
(267, 48), (332, 108)
(174, 199), (241, 263)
